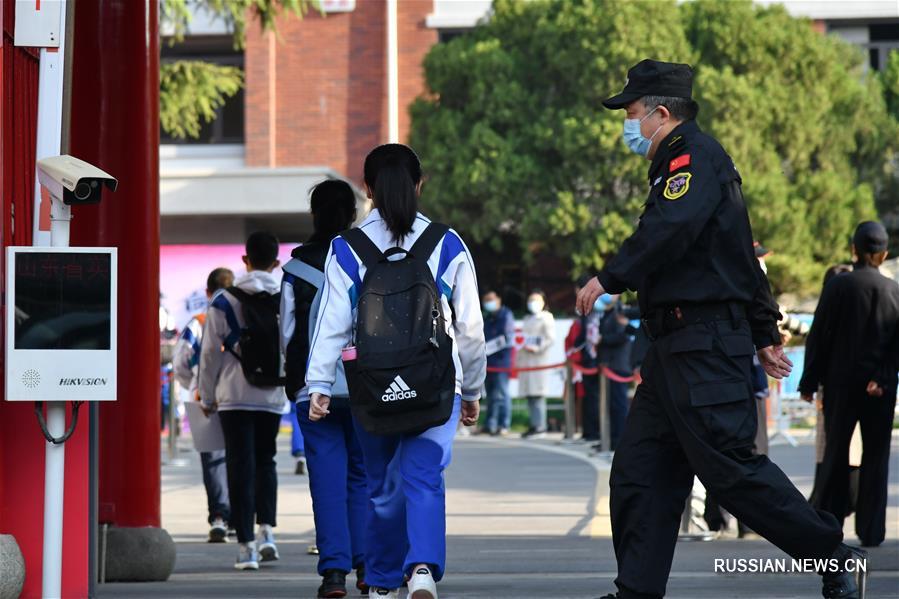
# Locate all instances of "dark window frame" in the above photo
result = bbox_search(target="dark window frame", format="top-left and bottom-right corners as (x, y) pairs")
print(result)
(160, 35), (245, 145)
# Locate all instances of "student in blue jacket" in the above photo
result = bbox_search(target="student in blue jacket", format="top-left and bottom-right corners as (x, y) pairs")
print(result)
(482, 289), (515, 435)
(306, 144), (486, 599)
(281, 180), (368, 598)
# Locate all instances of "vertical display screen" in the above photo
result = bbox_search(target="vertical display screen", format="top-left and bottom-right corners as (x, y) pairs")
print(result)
(14, 252), (111, 350)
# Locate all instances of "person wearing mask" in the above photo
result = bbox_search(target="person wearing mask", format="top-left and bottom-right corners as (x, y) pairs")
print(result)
(596, 294), (632, 450)
(578, 59), (858, 599)
(282, 179), (369, 597)
(199, 232), (286, 571)
(306, 144), (486, 599)
(172, 267), (234, 543)
(482, 290), (515, 436)
(800, 221), (899, 548)
(566, 276), (602, 441)
(517, 290), (556, 439)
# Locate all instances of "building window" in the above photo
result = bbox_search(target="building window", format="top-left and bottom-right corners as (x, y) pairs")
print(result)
(866, 22), (899, 72)
(438, 29), (469, 44)
(160, 35), (244, 145)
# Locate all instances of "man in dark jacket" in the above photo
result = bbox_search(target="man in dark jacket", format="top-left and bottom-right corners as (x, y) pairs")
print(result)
(577, 59), (858, 599)
(597, 296), (633, 450)
(800, 221), (899, 548)
(482, 290), (515, 435)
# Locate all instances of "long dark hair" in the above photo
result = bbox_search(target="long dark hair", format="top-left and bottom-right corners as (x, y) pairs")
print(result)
(363, 143), (422, 243)
(309, 179), (357, 244)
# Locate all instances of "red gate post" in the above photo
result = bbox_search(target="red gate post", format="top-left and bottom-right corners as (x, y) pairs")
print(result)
(68, 0), (174, 582)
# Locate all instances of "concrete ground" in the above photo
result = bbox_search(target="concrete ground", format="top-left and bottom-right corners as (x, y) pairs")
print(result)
(99, 428), (899, 598)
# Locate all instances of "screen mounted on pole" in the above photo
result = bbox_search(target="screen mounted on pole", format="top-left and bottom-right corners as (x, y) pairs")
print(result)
(5, 247), (118, 401)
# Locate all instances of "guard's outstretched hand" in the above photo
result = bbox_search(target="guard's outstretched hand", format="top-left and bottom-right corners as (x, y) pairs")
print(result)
(309, 393), (331, 421)
(461, 400), (480, 427)
(576, 277), (604, 316)
(757, 345), (793, 380)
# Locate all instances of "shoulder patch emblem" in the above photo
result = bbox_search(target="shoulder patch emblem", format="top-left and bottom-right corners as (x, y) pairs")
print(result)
(669, 154), (691, 172)
(663, 172), (691, 201)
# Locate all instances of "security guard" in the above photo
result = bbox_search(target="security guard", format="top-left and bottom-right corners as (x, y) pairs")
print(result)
(799, 221), (899, 549)
(577, 59), (864, 599)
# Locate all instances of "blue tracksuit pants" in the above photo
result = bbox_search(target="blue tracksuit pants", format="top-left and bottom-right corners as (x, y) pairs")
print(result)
(352, 396), (461, 590)
(289, 401), (305, 457)
(296, 402), (367, 574)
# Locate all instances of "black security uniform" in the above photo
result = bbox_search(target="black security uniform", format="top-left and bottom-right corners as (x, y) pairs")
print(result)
(597, 61), (843, 599)
(799, 251), (899, 547)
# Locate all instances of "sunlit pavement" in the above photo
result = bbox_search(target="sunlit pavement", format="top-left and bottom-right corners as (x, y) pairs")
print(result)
(98, 429), (899, 598)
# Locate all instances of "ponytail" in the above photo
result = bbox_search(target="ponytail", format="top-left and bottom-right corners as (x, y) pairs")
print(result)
(364, 144), (422, 243)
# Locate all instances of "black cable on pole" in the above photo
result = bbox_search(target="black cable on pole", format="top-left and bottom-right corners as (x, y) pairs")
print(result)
(34, 401), (83, 444)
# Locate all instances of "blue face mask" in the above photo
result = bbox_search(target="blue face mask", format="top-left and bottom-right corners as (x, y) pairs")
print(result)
(622, 106), (662, 157)
(594, 294), (614, 312)
(483, 300), (499, 313)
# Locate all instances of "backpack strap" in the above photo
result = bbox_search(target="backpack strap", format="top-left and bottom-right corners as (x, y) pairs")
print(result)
(341, 228), (383, 270)
(226, 286), (250, 303)
(409, 222), (450, 261)
(283, 258), (324, 289)
(221, 287), (247, 358)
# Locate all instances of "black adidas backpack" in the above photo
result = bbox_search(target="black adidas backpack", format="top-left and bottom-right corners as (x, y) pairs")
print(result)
(225, 287), (285, 388)
(341, 223), (456, 435)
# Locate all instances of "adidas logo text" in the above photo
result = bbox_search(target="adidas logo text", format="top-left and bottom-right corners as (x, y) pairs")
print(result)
(381, 375), (417, 402)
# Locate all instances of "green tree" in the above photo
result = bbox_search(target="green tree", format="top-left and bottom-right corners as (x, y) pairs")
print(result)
(159, 0), (316, 139)
(410, 0), (898, 294)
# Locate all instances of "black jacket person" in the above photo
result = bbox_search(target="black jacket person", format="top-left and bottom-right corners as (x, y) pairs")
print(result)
(578, 59), (859, 599)
(799, 221), (899, 548)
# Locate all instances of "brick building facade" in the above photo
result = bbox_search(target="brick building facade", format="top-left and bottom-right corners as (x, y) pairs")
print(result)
(161, 0), (447, 246)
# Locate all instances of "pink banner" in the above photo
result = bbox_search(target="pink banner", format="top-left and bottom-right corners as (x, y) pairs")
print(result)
(160, 243), (296, 331)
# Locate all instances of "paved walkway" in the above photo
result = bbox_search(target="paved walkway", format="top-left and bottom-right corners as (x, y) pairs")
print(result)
(99, 428), (899, 598)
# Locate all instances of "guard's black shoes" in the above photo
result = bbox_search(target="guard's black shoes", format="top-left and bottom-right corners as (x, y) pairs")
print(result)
(597, 588), (660, 599)
(355, 565), (369, 594)
(821, 544), (867, 599)
(317, 569), (348, 598)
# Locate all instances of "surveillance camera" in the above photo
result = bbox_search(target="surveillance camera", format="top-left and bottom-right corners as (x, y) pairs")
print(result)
(37, 155), (117, 206)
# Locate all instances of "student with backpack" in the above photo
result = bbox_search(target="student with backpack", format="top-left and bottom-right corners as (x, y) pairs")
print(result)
(306, 144), (486, 599)
(199, 231), (286, 571)
(173, 267), (234, 543)
(281, 180), (369, 598)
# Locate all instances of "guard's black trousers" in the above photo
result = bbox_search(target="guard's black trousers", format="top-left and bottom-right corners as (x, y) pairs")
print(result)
(610, 320), (843, 598)
(817, 382), (896, 546)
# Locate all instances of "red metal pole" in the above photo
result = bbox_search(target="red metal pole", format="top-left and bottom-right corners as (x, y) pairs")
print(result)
(68, 0), (160, 528)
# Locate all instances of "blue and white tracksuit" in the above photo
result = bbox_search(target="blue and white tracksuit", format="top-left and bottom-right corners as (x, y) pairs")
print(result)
(306, 209), (487, 589)
(281, 249), (366, 575)
(172, 310), (230, 525)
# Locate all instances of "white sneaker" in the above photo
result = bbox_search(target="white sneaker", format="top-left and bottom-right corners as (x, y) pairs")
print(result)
(368, 588), (398, 598)
(234, 542), (259, 570)
(408, 565), (438, 599)
(256, 524), (279, 562)
(208, 517), (227, 543)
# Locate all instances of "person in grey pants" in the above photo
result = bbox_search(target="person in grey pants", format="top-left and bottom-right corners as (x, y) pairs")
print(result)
(173, 267), (234, 542)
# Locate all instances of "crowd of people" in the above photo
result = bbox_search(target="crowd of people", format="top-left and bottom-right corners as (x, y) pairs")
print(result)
(163, 59), (898, 599)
